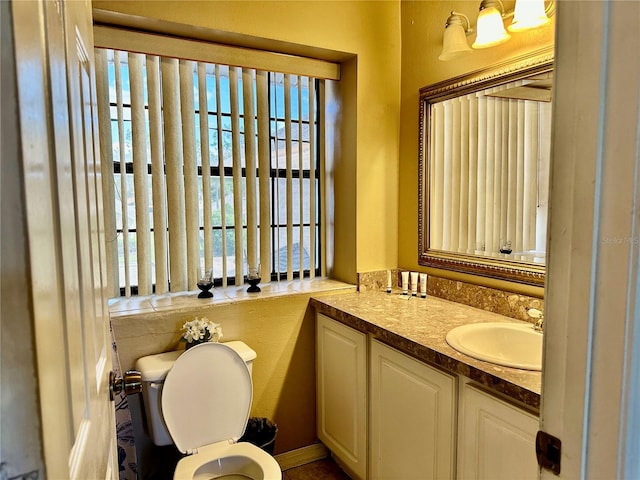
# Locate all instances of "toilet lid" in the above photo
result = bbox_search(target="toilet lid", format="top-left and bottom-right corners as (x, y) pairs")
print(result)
(161, 342), (252, 454)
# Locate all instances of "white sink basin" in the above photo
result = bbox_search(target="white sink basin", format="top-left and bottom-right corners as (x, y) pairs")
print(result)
(446, 322), (543, 371)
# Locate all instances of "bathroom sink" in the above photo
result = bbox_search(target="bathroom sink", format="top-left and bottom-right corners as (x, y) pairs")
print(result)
(445, 322), (542, 371)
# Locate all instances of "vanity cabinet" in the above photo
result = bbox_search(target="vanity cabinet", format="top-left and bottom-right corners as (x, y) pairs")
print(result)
(457, 382), (539, 480)
(370, 340), (456, 480)
(316, 312), (538, 480)
(316, 313), (368, 479)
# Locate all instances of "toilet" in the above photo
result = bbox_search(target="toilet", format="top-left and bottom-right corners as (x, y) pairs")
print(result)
(136, 342), (282, 480)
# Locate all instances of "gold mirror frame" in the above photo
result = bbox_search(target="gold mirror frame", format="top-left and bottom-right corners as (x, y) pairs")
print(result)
(418, 46), (554, 287)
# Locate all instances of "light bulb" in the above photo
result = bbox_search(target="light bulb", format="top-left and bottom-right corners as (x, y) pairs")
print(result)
(472, 5), (511, 49)
(509, 0), (550, 32)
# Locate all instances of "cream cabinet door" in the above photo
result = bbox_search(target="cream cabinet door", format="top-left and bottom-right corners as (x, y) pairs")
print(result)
(316, 314), (368, 480)
(370, 339), (456, 480)
(458, 383), (539, 480)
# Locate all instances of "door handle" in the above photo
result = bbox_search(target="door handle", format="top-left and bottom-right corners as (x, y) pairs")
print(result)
(109, 370), (142, 401)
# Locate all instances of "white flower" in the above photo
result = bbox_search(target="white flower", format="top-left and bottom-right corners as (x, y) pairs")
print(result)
(181, 316), (223, 344)
(209, 324), (223, 342)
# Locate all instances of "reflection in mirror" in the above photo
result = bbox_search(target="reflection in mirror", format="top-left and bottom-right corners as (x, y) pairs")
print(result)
(419, 48), (553, 286)
(429, 75), (551, 262)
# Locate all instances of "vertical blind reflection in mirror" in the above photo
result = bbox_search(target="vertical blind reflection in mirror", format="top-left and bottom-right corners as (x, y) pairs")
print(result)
(428, 78), (551, 264)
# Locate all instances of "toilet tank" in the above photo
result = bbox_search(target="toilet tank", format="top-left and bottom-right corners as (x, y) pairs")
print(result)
(135, 341), (257, 446)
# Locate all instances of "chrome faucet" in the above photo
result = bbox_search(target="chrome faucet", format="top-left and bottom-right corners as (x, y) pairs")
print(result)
(528, 308), (544, 333)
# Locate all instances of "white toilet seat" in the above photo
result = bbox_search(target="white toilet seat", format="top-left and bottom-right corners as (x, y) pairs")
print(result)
(173, 441), (282, 480)
(162, 343), (282, 480)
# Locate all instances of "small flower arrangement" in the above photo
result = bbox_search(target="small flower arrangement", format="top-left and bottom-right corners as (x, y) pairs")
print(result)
(181, 317), (223, 349)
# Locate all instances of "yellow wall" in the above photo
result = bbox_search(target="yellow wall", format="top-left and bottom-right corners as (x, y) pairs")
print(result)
(97, 0), (555, 459)
(93, 0), (401, 283)
(398, 1), (554, 296)
(111, 289), (355, 455)
(94, 0), (400, 458)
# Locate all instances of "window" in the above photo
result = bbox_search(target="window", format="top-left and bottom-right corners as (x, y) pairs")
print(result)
(95, 45), (327, 297)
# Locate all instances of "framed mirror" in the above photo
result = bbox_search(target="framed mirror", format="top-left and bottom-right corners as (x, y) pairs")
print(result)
(418, 47), (554, 286)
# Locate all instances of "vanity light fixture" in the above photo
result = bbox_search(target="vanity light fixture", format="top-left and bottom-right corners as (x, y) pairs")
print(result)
(472, 0), (511, 49)
(509, 0), (552, 32)
(439, 0), (555, 60)
(439, 11), (473, 61)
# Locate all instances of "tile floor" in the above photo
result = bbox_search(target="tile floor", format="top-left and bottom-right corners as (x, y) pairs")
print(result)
(283, 457), (351, 480)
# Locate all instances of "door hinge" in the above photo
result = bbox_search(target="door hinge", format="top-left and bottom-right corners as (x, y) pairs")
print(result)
(536, 430), (561, 475)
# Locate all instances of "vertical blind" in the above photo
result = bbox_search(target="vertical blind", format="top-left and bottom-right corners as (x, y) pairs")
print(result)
(95, 48), (324, 297)
(429, 80), (552, 257)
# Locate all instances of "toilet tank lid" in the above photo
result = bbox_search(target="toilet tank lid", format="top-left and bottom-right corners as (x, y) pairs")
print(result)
(223, 341), (257, 363)
(135, 341), (256, 382)
(135, 350), (183, 382)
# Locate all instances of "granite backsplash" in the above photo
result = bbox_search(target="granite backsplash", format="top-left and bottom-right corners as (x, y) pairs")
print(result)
(357, 270), (543, 323)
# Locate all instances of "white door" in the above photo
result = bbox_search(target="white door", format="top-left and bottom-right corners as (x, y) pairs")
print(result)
(12, 0), (116, 478)
(542, 1), (640, 479)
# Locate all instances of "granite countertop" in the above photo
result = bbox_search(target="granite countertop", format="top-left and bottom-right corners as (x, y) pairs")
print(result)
(310, 290), (542, 411)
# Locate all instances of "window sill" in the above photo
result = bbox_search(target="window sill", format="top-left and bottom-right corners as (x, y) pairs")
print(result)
(108, 277), (355, 319)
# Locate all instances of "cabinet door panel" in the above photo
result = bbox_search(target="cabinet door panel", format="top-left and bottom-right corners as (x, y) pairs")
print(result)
(458, 383), (539, 480)
(316, 314), (367, 479)
(370, 340), (456, 480)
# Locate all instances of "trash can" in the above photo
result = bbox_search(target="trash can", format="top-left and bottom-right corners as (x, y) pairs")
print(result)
(239, 417), (278, 455)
